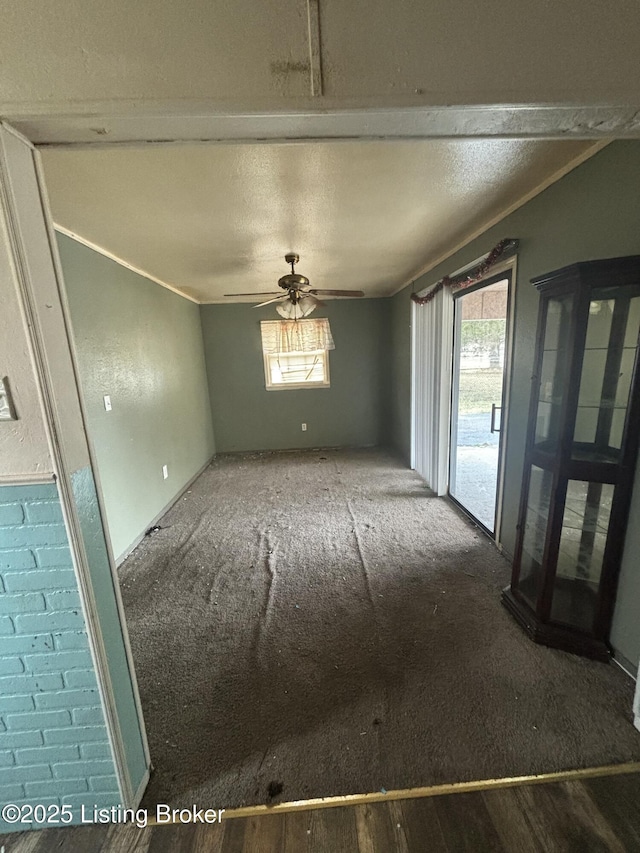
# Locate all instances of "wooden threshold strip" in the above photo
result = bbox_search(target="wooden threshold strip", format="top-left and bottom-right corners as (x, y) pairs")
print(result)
(146, 761), (640, 823)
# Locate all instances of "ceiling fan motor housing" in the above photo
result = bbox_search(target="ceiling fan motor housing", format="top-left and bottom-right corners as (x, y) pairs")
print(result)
(223, 252), (363, 303)
(278, 272), (310, 291)
(279, 252), (310, 292)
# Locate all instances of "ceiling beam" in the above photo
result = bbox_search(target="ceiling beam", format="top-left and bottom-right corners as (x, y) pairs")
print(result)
(7, 104), (640, 148)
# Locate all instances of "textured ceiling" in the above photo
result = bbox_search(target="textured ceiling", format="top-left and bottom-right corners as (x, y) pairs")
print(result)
(41, 140), (595, 303)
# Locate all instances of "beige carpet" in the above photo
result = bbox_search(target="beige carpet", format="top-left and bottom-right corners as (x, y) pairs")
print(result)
(118, 448), (640, 810)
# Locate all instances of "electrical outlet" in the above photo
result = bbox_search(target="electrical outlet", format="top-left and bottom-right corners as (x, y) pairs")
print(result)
(104, 395), (112, 412)
(301, 423), (307, 431)
(162, 464), (169, 479)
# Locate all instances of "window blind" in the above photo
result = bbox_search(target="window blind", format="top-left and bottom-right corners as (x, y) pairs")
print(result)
(267, 352), (325, 385)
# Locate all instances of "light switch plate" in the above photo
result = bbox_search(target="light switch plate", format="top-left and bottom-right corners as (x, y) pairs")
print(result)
(104, 395), (112, 412)
(162, 464), (169, 479)
(0, 376), (18, 421)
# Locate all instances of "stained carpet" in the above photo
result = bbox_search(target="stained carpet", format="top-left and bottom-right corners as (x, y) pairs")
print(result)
(118, 448), (640, 810)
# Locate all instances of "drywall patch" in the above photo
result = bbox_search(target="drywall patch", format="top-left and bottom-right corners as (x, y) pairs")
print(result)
(270, 59), (310, 75)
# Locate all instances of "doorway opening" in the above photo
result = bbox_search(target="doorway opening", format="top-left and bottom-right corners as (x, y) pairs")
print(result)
(449, 271), (513, 536)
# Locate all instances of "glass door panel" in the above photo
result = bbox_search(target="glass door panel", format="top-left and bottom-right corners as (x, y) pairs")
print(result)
(534, 294), (574, 451)
(551, 480), (614, 630)
(515, 465), (553, 608)
(449, 277), (509, 533)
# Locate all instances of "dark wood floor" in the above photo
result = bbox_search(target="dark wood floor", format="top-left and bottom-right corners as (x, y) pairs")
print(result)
(3, 772), (640, 852)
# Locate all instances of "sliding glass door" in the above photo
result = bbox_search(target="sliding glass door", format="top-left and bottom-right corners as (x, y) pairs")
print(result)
(449, 273), (511, 534)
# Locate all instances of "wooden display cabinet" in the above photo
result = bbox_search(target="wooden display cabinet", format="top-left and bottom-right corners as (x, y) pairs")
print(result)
(503, 256), (640, 660)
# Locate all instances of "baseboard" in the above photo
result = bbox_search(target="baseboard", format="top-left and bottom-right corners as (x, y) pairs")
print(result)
(216, 443), (379, 457)
(115, 454), (216, 566)
(612, 652), (638, 680)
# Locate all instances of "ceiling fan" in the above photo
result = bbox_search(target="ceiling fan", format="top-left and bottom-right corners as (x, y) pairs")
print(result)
(224, 254), (365, 319)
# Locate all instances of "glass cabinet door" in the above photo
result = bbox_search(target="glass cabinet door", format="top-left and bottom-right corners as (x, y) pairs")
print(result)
(573, 293), (640, 461)
(550, 480), (614, 631)
(514, 465), (553, 608)
(535, 294), (574, 452)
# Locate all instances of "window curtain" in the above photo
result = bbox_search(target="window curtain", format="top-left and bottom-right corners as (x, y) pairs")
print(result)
(260, 318), (335, 354)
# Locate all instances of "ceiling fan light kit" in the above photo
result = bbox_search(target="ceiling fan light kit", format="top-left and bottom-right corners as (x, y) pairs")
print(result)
(276, 294), (320, 319)
(224, 254), (365, 317)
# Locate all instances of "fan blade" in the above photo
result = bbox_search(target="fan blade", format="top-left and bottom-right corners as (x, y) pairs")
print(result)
(301, 295), (326, 307)
(224, 292), (282, 297)
(308, 289), (365, 297)
(254, 294), (289, 308)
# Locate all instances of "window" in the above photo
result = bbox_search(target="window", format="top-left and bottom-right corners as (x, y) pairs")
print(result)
(260, 319), (334, 390)
(264, 349), (330, 389)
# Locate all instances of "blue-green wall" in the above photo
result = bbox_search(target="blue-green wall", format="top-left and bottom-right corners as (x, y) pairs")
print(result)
(389, 141), (640, 668)
(59, 235), (215, 562)
(201, 299), (390, 453)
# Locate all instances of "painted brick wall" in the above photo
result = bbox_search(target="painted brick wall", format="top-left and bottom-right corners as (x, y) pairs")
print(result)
(0, 482), (119, 832)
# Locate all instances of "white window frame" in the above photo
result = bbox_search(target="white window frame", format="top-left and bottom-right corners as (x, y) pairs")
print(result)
(263, 347), (331, 391)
